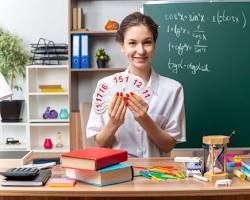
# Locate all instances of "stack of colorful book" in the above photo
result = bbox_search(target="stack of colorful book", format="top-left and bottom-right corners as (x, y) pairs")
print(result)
(39, 85), (64, 93)
(61, 147), (133, 186)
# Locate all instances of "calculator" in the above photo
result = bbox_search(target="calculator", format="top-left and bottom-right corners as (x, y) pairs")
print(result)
(0, 167), (40, 180)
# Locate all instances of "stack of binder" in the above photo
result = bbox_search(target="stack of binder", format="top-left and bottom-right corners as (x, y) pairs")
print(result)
(71, 34), (89, 69)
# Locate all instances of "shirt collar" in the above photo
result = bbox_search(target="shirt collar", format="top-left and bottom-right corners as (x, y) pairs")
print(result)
(124, 67), (159, 96)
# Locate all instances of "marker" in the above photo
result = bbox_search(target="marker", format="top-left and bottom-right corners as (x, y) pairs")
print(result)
(139, 171), (151, 179)
(240, 166), (250, 177)
(233, 169), (246, 181)
(193, 174), (209, 182)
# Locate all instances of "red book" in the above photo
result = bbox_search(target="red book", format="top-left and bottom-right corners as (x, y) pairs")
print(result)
(61, 147), (128, 170)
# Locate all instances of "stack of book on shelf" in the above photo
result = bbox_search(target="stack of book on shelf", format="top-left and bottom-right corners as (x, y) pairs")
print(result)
(72, 7), (86, 31)
(61, 147), (133, 186)
(39, 84), (64, 93)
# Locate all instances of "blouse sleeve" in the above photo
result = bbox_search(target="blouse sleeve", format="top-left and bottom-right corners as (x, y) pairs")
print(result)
(163, 85), (186, 143)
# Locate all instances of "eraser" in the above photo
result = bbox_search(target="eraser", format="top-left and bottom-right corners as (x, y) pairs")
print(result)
(174, 157), (201, 163)
(215, 179), (232, 187)
(193, 174), (209, 182)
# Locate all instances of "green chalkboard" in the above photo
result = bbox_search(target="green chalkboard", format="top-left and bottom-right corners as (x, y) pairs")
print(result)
(144, 2), (250, 148)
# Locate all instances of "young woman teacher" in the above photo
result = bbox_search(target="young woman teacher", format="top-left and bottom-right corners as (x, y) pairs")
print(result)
(86, 12), (186, 157)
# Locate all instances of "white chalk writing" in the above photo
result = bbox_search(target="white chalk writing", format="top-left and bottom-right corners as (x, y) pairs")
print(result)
(168, 58), (210, 75)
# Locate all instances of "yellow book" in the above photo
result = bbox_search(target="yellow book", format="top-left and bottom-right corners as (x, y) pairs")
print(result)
(41, 88), (65, 93)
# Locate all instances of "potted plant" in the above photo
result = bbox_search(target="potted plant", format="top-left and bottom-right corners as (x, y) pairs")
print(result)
(0, 28), (31, 122)
(95, 48), (110, 68)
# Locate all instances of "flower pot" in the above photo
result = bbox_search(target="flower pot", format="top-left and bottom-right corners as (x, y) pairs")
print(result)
(0, 100), (24, 122)
(97, 59), (107, 68)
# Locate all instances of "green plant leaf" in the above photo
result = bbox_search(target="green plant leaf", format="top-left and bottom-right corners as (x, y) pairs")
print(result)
(0, 29), (31, 91)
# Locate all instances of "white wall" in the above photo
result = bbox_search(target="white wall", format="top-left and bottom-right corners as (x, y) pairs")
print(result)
(0, 0), (68, 99)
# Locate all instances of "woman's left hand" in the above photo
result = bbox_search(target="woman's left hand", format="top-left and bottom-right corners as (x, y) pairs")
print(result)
(127, 92), (149, 123)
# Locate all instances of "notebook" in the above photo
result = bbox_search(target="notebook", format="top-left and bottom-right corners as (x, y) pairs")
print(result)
(1, 169), (51, 187)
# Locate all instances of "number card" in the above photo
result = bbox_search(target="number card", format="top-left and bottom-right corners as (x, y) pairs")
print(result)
(93, 72), (152, 114)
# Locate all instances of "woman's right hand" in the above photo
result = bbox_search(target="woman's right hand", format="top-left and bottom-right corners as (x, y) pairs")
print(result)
(107, 92), (127, 129)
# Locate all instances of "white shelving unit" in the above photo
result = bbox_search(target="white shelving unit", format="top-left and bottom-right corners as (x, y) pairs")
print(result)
(26, 65), (70, 153)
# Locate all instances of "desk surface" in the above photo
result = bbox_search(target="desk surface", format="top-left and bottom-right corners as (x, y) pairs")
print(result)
(0, 157), (250, 198)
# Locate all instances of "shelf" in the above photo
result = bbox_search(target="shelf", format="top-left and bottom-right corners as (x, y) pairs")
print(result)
(71, 67), (126, 72)
(70, 30), (116, 36)
(29, 122), (69, 126)
(0, 122), (27, 126)
(27, 64), (68, 69)
(29, 92), (69, 96)
(29, 119), (69, 123)
(0, 143), (27, 149)
(31, 146), (70, 153)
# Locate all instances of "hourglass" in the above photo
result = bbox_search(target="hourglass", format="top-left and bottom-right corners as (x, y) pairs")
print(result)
(55, 131), (63, 148)
(203, 135), (229, 182)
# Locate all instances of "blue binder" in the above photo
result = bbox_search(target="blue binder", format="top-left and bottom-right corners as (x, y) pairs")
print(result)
(71, 34), (80, 68)
(80, 34), (90, 68)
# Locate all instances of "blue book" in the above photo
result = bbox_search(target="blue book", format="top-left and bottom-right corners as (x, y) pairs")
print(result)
(65, 163), (133, 186)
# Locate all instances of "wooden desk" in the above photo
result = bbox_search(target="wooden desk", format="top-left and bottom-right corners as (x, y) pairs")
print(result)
(1, 157), (250, 200)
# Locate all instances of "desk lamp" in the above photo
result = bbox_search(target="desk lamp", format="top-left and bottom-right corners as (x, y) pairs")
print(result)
(0, 72), (12, 101)
(203, 135), (229, 182)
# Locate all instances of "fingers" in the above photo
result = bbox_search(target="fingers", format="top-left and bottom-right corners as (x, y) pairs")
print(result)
(112, 92), (123, 114)
(128, 92), (147, 109)
(120, 102), (127, 120)
(109, 92), (127, 119)
(108, 92), (119, 115)
(127, 92), (149, 122)
(117, 100), (126, 120)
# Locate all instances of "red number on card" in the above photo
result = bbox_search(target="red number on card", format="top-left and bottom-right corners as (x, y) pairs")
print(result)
(114, 76), (123, 83)
(96, 93), (103, 98)
(101, 83), (108, 90)
(143, 90), (151, 98)
(95, 98), (102, 102)
(95, 104), (102, 108)
(134, 79), (143, 88)
(124, 76), (129, 83)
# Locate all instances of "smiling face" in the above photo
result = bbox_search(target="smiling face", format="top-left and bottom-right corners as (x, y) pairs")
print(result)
(120, 25), (155, 73)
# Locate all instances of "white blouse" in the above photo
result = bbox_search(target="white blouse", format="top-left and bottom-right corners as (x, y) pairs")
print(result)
(86, 68), (186, 158)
